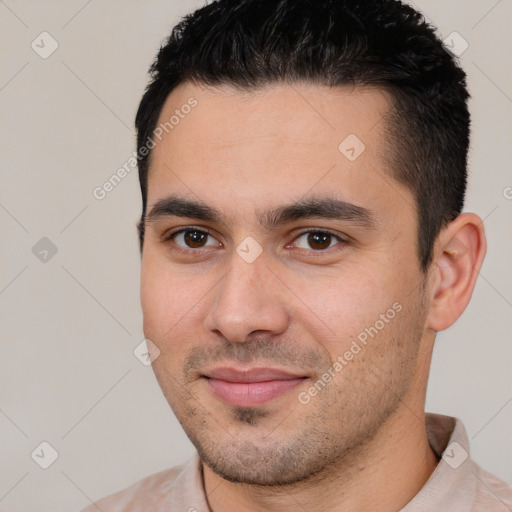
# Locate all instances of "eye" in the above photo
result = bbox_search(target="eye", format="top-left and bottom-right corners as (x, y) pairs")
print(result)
(167, 228), (220, 249)
(292, 230), (343, 251)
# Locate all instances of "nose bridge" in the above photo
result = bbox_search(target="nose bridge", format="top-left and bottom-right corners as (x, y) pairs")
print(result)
(220, 255), (260, 306)
(205, 250), (289, 342)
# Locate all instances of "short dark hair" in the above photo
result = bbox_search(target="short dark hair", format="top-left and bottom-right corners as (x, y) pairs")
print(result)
(135, 0), (470, 270)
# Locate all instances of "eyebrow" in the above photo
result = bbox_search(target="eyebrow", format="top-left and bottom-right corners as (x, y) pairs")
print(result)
(146, 194), (376, 230)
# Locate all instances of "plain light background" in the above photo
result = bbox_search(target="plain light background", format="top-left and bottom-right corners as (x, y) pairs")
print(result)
(0, 1), (511, 511)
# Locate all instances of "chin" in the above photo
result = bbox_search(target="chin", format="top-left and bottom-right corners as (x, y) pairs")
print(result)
(193, 433), (335, 487)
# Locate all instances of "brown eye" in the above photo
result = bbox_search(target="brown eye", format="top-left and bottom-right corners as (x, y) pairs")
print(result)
(169, 229), (219, 249)
(307, 232), (332, 250)
(184, 230), (208, 248)
(293, 230), (342, 251)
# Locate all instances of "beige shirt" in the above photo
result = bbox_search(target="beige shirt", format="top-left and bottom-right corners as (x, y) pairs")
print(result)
(79, 413), (512, 511)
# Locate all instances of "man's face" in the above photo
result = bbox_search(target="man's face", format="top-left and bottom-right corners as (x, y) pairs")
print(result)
(140, 82), (431, 485)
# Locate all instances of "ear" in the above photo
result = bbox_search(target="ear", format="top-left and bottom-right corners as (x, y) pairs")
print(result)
(426, 213), (487, 332)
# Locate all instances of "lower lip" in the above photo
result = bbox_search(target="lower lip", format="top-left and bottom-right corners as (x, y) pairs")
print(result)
(206, 378), (306, 407)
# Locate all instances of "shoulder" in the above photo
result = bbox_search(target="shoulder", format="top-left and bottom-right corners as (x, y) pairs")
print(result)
(470, 463), (512, 511)
(407, 413), (512, 511)
(77, 457), (197, 512)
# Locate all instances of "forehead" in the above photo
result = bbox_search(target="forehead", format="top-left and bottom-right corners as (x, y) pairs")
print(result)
(146, 81), (415, 228)
(153, 81), (390, 155)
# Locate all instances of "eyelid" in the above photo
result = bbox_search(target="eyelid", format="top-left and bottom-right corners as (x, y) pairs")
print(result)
(293, 227), (346, 239)
(163, 225), (214, 240)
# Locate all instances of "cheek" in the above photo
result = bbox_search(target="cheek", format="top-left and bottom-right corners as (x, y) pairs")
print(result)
(141, 256), (169, 337)
(140, 252), (213, 344)
(284, 264), (401, 343)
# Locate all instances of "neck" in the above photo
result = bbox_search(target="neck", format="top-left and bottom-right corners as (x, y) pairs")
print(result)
(203, 401), (438, 512)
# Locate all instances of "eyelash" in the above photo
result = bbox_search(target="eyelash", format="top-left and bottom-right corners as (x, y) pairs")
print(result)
(163, 226), (346, 254)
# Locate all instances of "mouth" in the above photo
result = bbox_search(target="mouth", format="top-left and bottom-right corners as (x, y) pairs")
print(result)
(202, 367), (308, 407)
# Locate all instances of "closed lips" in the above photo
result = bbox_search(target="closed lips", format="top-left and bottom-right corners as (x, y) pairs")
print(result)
(203, 367), (308, 407)
(204, 367), (307, 382)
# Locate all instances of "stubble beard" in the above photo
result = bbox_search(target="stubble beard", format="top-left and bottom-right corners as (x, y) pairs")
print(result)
(162, 313), (425, 487)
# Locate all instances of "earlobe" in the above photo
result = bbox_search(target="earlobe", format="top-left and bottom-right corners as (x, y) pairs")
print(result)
(426, 213), (487, 332)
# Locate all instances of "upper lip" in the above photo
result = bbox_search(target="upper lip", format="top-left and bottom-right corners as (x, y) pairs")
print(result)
(204, 367), (307, 383)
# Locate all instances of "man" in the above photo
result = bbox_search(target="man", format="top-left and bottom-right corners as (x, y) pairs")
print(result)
(81, 0), (512, 510)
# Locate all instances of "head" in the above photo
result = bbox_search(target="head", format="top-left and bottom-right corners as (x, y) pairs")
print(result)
(137, 0), (486, 486)
(136, 0), (470, 271)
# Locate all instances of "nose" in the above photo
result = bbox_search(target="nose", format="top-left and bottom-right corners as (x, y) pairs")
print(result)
(204, 252), (290, 343)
